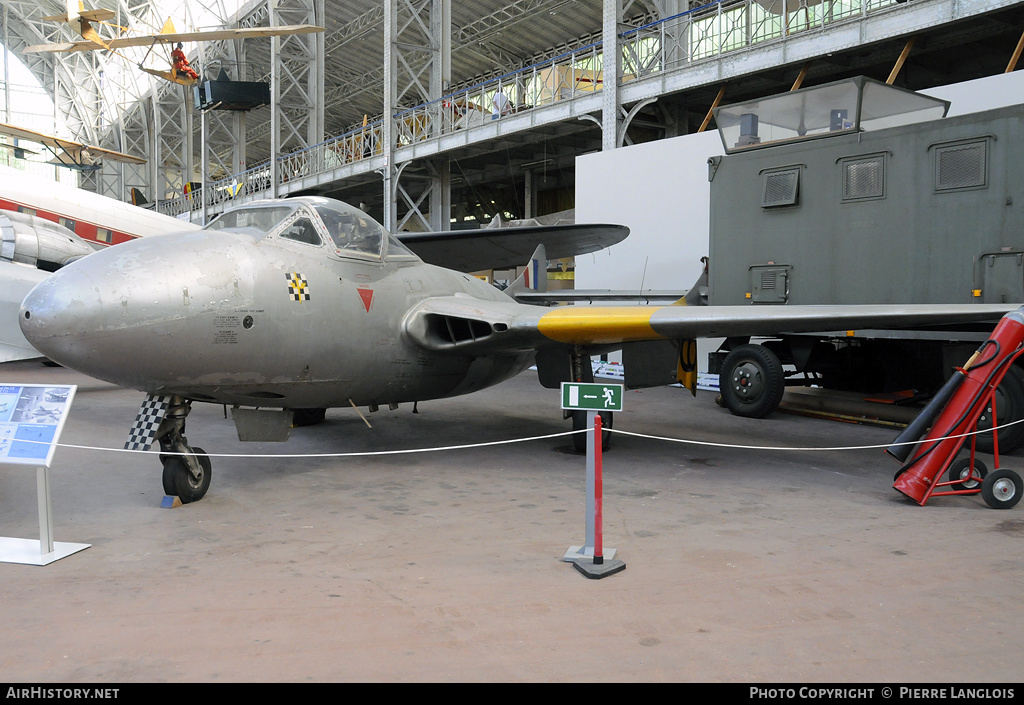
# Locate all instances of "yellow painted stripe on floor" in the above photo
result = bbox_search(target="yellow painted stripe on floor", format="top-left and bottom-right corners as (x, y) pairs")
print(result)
(537, 307), (664, 344)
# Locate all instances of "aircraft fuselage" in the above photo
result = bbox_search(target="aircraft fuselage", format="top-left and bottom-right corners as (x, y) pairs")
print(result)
(20, 226), (534, 409)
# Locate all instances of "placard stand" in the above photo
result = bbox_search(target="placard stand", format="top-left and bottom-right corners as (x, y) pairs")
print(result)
(0, 384), (89, 565)
(0, 466), (89, 565)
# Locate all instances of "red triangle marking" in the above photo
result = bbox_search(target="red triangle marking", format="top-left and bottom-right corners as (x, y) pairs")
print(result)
(357, 288), (373, 312)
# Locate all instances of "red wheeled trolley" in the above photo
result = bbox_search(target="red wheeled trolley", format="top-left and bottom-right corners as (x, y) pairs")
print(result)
(889, 308), (1024, 509)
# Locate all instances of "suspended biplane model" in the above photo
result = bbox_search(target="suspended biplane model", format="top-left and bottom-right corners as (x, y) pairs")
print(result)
(0, 121), (146, 171)
(24, 2), (324, 86)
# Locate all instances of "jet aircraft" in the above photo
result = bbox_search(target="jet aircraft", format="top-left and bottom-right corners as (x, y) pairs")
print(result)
(18, 196), (1018, 504)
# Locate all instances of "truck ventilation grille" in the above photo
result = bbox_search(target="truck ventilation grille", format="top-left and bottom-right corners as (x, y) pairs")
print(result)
(842, 156), (884, 201)
(935, 140), (987, 191)
(761, 169), (799, 208)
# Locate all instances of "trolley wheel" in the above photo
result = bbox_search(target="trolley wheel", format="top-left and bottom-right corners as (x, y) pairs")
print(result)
(981, 468), (1023, 509)
(975, 366), (1024, 454)
(947, 457), (989, 491)
(719, 344), (785, 419)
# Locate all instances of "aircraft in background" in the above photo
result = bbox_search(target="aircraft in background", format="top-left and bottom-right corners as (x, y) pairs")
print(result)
(0, 165), (198, 361)
(0, 122), (145, 172)
(18, 196), (1016, 504)
(0, 165), (196, 247)
(25, 2), (324, 86)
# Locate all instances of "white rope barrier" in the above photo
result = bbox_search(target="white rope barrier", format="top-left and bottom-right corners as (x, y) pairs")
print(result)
(607, 419), (1024, 452)
(22, 416), (1024, 459)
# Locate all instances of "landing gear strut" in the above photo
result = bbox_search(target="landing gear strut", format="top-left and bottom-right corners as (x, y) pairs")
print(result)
(155, 396), (211, 503)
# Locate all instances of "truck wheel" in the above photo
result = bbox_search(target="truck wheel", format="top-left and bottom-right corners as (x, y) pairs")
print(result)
(720, 344), (785, 419)
(975, 366), (1024, 454)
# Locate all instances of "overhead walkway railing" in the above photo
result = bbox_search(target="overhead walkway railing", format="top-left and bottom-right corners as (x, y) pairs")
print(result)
(157, 0), (915, 219)
(622, 0), (901, 72)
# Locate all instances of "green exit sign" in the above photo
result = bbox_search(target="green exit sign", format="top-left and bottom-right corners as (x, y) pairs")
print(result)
(561, 382), (624, 412)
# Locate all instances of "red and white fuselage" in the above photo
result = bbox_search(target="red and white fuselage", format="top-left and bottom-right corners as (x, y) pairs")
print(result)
(0, 165), (196, 248)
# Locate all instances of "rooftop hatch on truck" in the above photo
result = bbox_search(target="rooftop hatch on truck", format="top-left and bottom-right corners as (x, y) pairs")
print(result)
(713, 76), (950, 154)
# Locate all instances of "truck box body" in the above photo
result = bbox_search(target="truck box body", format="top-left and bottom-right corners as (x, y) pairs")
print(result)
(705, 78), (1024, 435)
(709, 95), (1023, 308)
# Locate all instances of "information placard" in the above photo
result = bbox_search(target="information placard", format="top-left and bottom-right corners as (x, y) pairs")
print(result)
(0, 384), (77, 467)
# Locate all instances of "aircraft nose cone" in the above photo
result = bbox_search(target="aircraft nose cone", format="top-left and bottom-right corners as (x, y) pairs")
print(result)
(19, 230), (256, 387)
(20, 265), (102, 358)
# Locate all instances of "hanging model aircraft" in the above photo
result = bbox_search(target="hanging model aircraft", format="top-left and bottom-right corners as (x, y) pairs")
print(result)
(0, 122), (146, 171)
(0, 165), (199, 361)
(24, 2), (325, 86)
(17, 196), (1020, 504)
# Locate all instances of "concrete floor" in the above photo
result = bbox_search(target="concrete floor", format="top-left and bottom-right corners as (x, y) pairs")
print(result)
(1, 359), (1023, 683)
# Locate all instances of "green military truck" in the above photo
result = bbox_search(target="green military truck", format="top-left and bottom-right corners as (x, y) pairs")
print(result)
(707, 76), (1024, 449)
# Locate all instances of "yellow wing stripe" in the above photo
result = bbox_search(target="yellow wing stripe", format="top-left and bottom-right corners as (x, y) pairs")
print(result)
(537, 307), (665, 344)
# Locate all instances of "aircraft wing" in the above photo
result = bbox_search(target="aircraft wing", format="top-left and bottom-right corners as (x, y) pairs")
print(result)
(398, 223), (629, 272)
(22, 41), (89, 54)
(405, 297), (1021, 354)
(0, 122), (145, 166)
(515, 290), (687, 304)
(24, 24), (324, 54)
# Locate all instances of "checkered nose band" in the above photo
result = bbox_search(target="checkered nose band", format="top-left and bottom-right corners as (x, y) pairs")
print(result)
(124, 394), (169, 451)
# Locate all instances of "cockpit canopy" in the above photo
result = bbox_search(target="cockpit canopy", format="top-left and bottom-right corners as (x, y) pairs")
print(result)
(204, 196), (418, 261)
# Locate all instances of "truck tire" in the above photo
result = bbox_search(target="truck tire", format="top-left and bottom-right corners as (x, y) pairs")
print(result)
(974, 365), (1024, 454)
(720, 344), (786, 419)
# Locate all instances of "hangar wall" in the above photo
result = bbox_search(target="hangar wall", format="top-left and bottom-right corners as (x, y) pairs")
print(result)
(574, 129), (721, 294)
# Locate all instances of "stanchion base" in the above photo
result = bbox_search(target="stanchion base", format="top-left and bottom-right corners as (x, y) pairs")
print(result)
(0, 537), (90, 565)
(572, 556), (626, 579)
(563, 545), (617, 562)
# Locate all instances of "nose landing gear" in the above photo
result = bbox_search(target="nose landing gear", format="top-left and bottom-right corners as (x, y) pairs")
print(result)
(156, 396), (212, 503)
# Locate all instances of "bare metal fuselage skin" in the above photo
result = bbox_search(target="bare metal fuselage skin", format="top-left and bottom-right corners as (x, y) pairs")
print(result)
(19, 226), (533, 408)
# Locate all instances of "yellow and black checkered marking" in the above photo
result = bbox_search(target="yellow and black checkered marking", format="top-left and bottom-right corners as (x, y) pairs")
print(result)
(286, 272), (310, 302)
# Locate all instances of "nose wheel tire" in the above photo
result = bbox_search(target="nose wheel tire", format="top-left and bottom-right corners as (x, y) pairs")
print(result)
(720, 344), (786, 419)
(161, 447), (212, 504)
(981, 468), (1022, 509)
